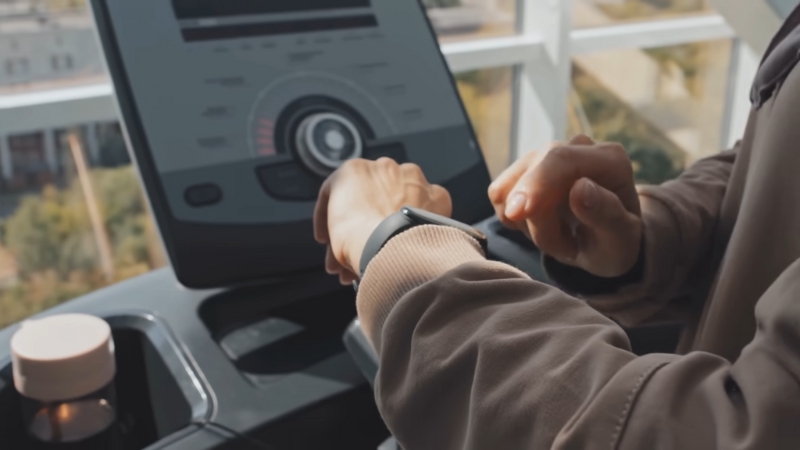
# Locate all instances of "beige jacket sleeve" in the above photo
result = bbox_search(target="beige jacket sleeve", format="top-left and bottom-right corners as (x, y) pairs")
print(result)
(358, 225), (800, 449)
(544, 148), (737, 327)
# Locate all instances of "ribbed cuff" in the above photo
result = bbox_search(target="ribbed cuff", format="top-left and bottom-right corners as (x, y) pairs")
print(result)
(356, 225), (486, 351)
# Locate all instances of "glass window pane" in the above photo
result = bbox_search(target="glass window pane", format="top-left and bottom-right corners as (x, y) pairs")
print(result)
(574, 0), (713, 28)
(0, 124), (167, 328)
(455, 67), (514, 179)
(568, 39), (733, 185)
(423, 0), (517, 42)
(0, 1), (107, 95)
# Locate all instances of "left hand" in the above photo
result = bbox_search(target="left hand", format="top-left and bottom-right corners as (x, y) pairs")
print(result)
(487, 135), (642, 277)
(314, 158), (452, 285)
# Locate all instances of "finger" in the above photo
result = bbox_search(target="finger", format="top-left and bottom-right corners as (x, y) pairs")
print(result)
(569, 178), (632, 234)
(524, 203), (578, 263)
(504, 160), (538, 222)
(569, 178), (642, 276)
(506, 143), (636, 223)
(314, 176), (333, 244)
(339, 270), (358, 286)
(488, 150), (540, 206)
(429, 185), (453, 217)
(498, 217), (522, 231)
(568, 134), (594, 146)
(400, 162), (426, 180)
(325, 246), (342, 275)
(376, 157), (398, 170)
(489, 138), (578, 208)
(489, 152), (546, 228)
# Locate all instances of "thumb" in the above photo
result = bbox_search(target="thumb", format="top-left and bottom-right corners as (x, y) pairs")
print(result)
(569, 134), (594, 146)
(569, 178), (632, 233)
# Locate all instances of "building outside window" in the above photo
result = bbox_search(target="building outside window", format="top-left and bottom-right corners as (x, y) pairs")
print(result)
(7, 132), (50, 191)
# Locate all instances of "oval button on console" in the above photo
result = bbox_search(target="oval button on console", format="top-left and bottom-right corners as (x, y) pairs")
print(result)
(256, 162), (321, 201)
(185, 184), (223, 207)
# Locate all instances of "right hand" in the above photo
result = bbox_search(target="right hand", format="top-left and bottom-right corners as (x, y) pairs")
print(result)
(314, 158), (452, 285)
(488, 135), (643, 278)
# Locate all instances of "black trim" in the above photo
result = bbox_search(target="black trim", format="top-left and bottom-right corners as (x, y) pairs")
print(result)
(90, 0), (183, 272)
(412, 0), (493, 200)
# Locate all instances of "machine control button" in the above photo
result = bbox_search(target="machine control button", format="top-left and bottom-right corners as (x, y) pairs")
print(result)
(257, 162), (322, 201)
(364, 142), (408, 163)
(184, 184), (222, 207)
(295, 112), (363, 176)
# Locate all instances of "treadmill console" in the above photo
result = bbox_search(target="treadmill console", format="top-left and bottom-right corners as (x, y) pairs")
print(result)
(91, 0), (493, 287)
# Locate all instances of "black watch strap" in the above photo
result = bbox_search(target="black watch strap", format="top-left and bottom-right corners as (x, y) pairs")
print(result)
(358, 207), (488, 277)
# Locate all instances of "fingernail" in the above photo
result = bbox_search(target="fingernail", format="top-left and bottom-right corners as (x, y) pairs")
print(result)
(582, 179), (598, 210)
(505, 192), (527, 218)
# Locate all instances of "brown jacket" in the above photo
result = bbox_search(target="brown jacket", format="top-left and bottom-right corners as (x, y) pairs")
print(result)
(356, 11), (800, 450)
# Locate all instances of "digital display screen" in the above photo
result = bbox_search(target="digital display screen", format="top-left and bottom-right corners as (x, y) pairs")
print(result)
(181, 15), (378, 42)
(172, 0), (371, 20)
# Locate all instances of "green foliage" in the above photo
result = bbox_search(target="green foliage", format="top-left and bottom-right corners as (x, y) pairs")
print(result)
(421, 0), (462, 9)
(596, 0), (708, 21)
(0, 166), (163, 328)
(571, 65), (687, 185)
(456, 70), (509, 96)
(91, 167), (151, 267)
(628, 146), (683, 185)
(5, 186), (95, 278)
(646, 44), (706, 96)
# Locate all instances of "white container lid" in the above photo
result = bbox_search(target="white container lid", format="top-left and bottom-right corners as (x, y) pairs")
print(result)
(11, 314), (116, 402)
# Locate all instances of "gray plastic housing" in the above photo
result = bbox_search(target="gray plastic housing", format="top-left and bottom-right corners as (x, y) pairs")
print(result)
(88, 0), (494, 288)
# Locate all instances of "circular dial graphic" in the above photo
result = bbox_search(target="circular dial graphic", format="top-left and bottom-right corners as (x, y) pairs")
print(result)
(295, 112), (363, 176)
(247, 73), (396, 170)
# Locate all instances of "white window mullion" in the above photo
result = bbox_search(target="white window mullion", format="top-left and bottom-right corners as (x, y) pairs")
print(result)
(571, 15), (735, 55)
(722, 39), (760, 149)
(512, 0), (573, 160)
(441, 35), (544, 73)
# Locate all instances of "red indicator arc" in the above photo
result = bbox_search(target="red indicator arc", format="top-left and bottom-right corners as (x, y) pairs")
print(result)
(255, 117), (276, 156)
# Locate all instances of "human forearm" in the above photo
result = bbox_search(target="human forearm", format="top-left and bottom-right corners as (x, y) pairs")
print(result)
(358, 225), (642, 448)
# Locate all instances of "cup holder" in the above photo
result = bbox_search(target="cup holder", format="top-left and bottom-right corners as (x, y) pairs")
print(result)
(0, 314), (209, 450)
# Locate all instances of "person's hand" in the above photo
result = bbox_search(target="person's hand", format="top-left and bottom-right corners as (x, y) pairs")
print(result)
(314, 158), (452, 285)
(488, 135), (642, 278)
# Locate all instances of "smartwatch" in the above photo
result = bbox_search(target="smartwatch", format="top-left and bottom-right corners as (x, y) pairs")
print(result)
(358, 206), (488, 277)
